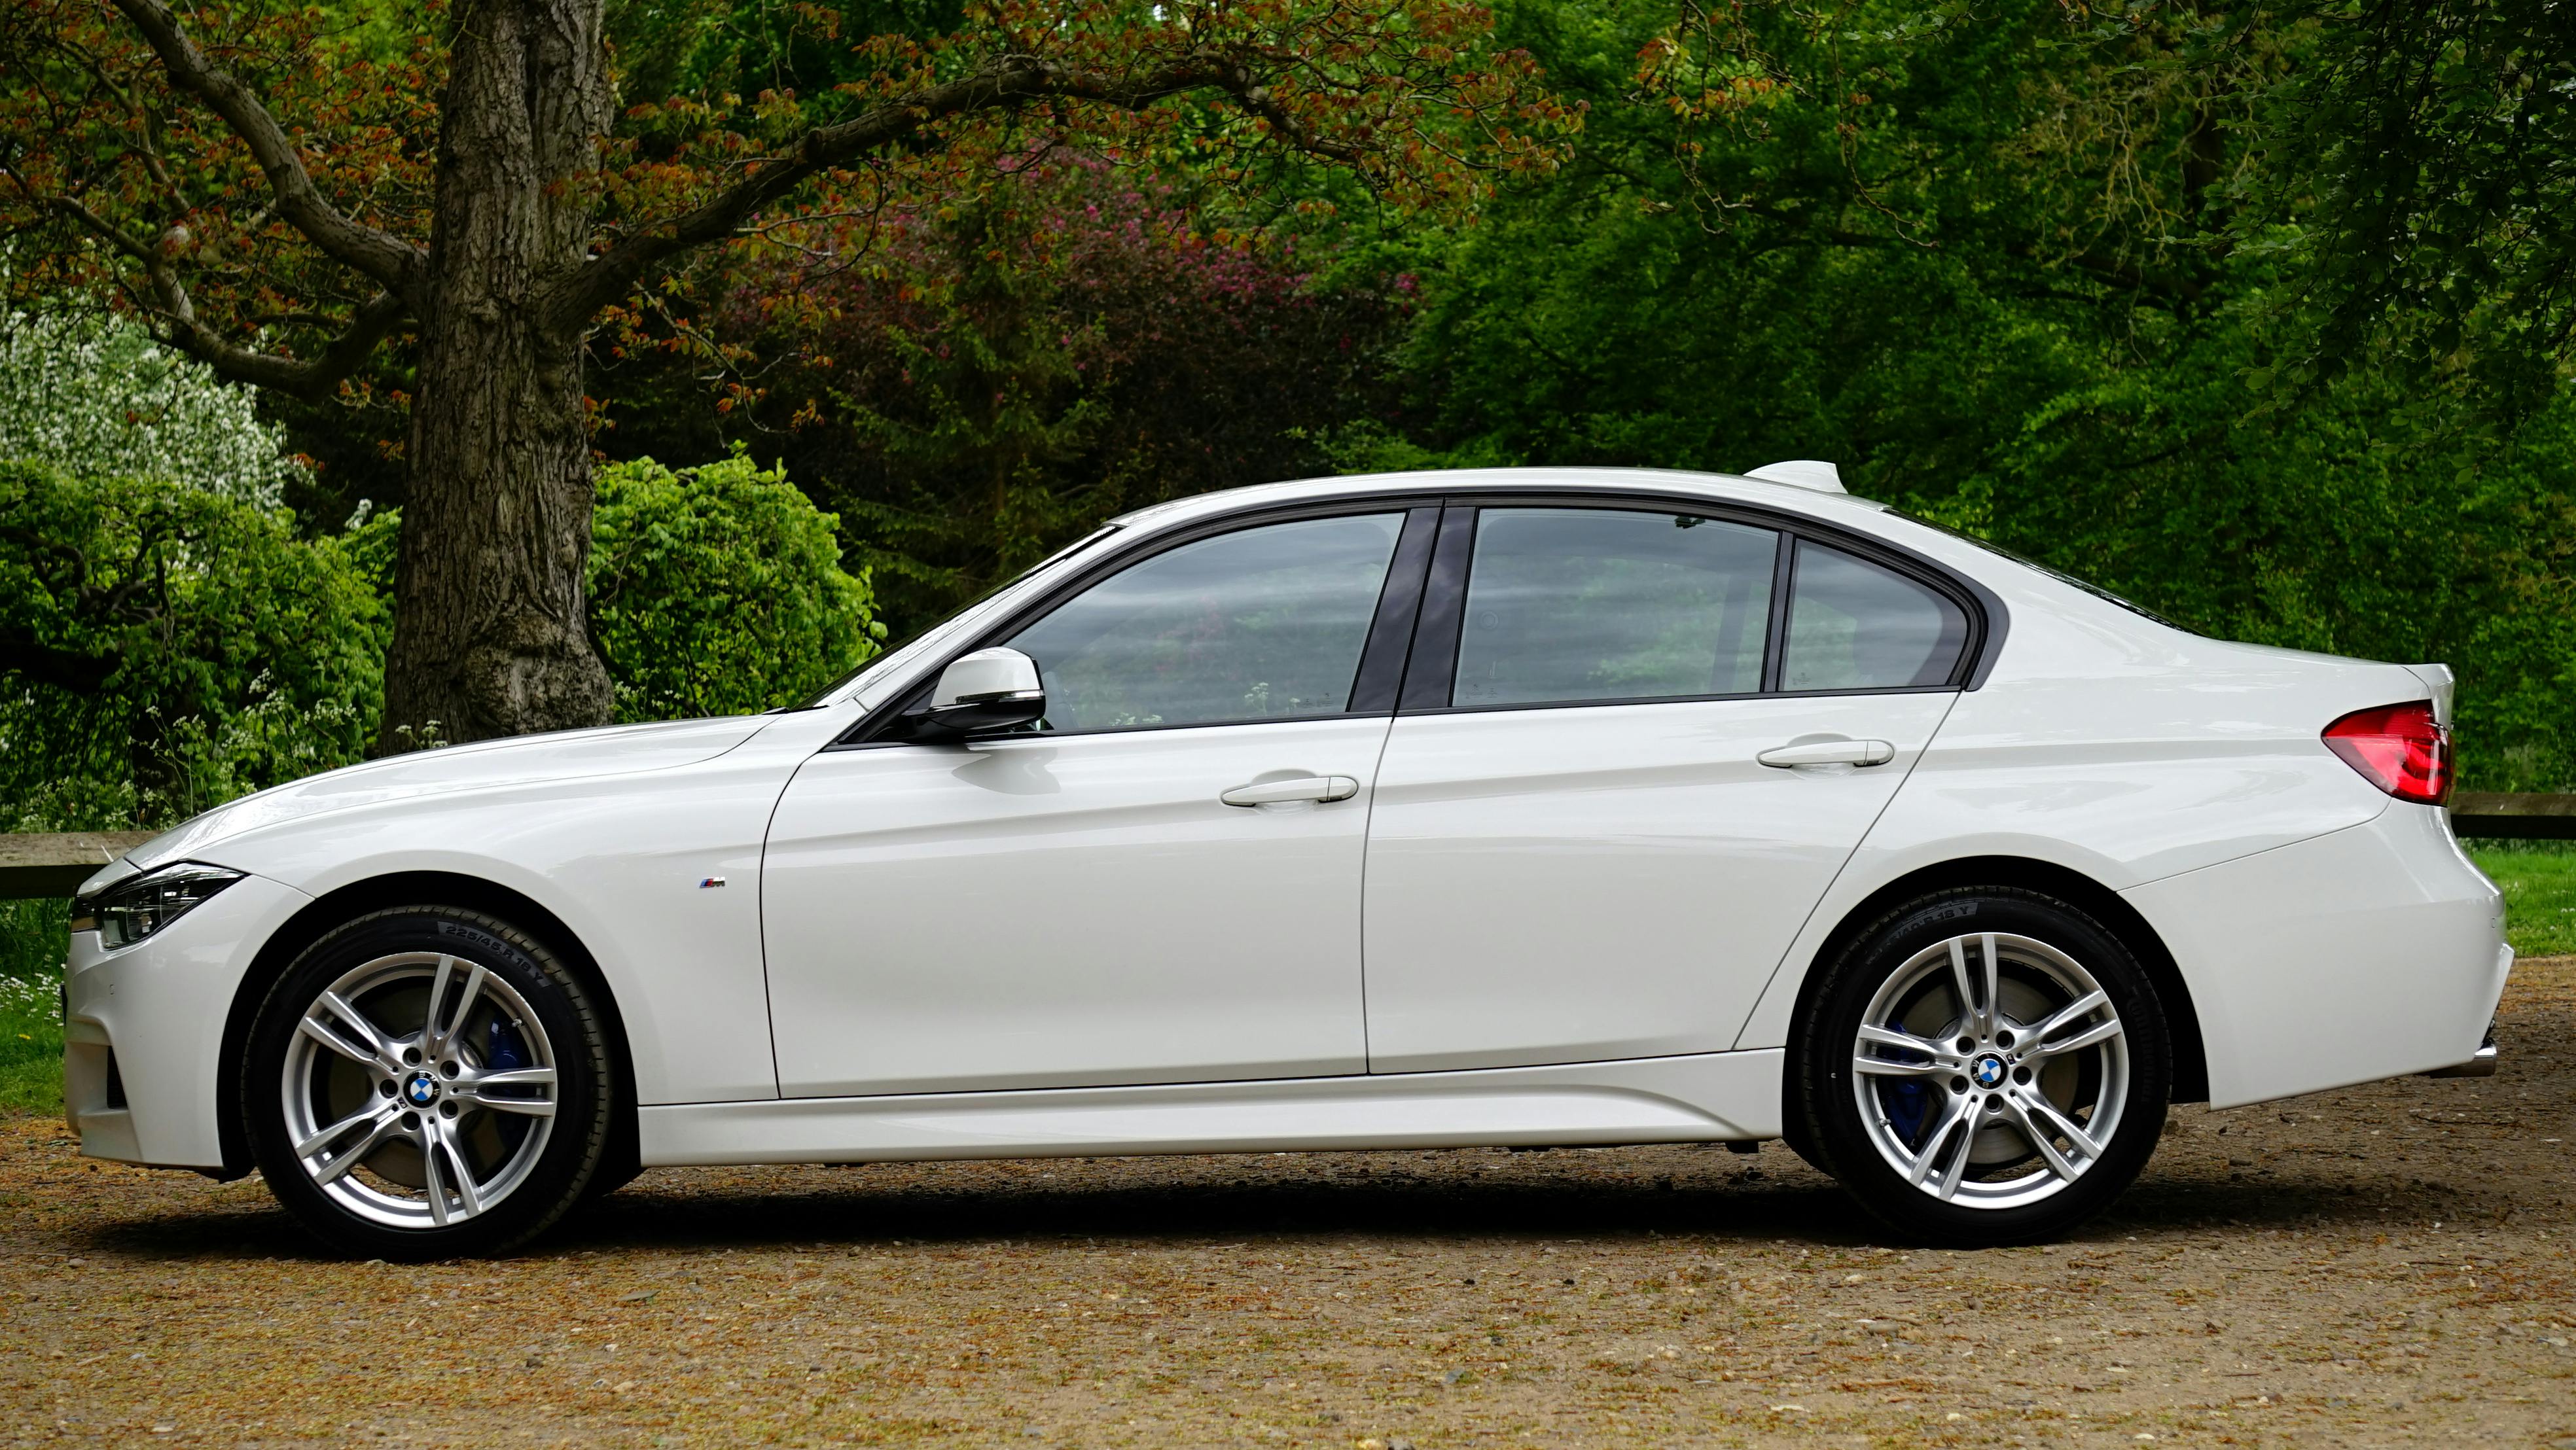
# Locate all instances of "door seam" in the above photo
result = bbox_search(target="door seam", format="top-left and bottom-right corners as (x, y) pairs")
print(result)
(1357, 713), (1399, 1073)
(1723, 689), (1964, 1051)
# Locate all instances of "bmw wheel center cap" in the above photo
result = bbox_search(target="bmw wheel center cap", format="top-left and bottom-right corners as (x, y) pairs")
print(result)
(404, 1072), (441, 1107)
(1971, 1053), (2007, 1089)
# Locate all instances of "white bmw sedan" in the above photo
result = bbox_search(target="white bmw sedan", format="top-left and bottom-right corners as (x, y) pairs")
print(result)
(63, 466), (2509, 1257)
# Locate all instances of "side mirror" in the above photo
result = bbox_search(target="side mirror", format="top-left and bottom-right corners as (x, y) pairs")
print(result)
(916, 646), (1046, 740)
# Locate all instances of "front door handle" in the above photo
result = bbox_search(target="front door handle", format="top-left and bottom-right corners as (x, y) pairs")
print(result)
(1757, 738), (1896, 769)
(1221, 775), (1361, 807)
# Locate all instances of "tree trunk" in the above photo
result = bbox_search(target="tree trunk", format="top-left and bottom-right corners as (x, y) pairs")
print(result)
(380, 0), (617, 749)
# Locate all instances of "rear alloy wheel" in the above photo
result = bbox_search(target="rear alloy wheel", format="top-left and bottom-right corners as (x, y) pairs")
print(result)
(245, 907), (613, 1258)
(1797, 889), (2171, 1246)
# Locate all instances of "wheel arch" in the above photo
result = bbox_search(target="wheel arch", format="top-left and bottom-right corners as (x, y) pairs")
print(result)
(213, 870), (639, 1178)
(1782, 855), (2209, 1106)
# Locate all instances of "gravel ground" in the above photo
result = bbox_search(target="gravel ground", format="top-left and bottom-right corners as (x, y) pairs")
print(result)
(3, 961), (2572, 1449)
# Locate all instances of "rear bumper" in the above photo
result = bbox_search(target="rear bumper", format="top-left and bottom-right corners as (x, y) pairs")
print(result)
(2423, 1021), (2499, 1078)
(63, 872), (310, 1170)
(2123, 803), (2509, 1109)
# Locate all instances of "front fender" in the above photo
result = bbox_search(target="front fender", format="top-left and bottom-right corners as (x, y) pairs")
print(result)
(187, 767), (789, 1108)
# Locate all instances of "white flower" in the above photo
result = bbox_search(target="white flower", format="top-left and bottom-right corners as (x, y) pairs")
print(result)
(0, 305), (304, 508)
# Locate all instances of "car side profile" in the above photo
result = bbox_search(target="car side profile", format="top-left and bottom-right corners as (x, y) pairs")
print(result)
(63, 465), (2509, 1257)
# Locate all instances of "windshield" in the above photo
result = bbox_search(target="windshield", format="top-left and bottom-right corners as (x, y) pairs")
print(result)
(1893, 513), (2184, 631)
(787, 526), (1124, 710)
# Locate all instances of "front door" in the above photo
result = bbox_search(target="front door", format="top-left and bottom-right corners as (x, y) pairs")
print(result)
(1362, 506), (1972, 1073)
(762, 511), (1420, 1098)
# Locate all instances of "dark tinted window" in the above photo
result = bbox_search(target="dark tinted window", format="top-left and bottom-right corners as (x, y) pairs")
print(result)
(1781, 541), (1969, 691)
(1452, 508), (1778, 707)
(1007, 514), (1404, 731)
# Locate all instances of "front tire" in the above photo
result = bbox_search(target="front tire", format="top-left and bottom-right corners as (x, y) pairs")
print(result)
(243, 906), (615, 1259)
(1794, 887), (2171, 1247)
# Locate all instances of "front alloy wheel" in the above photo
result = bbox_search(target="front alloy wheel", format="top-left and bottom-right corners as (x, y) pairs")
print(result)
(1797, 889), (2171, 1246)
(246, 908), (613, 1258)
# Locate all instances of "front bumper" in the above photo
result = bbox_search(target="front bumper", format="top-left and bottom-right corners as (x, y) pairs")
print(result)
(63, 872), (312, 1169)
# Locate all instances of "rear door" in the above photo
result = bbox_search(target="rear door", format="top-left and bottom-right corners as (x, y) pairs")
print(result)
(1361, 503), (1973, 1073)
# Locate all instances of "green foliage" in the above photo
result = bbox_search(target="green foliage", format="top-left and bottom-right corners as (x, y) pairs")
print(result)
(0, 901), (65, 1114)
(2252, 0), (2576, 408)
(1328, 0), (2576, 790)
(606, 0), (966, 118)
(0, 448), (881, 838)
(588, 453), (884, 722)
(601, 157), (1404, 632)
(0, 458), (394, 832)
(2467, 843), (2576, 960)
(0, 305), (308, 509)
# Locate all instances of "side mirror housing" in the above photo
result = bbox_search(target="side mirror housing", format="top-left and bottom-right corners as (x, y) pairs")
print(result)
(916, 646), (1046, 740)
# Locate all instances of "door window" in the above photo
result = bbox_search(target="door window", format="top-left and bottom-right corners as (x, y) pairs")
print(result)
(1006, 514), (1405, 732)
(1781, 540), (1970, 691)
(1452, 508), (1778, 708)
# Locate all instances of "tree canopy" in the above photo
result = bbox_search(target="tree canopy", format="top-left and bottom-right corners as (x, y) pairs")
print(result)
(1, 0), (1565, 746)
(1, 0), (2571, 796)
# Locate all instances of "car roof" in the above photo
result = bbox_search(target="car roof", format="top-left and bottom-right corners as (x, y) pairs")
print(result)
(1105, 467), (1895, 532)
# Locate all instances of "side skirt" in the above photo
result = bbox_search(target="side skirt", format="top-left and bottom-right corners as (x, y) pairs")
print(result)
(639, 1050), (1785, 1167)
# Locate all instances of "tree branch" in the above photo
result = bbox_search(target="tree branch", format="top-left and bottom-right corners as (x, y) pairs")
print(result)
(143, 282), (410, 400)
(0, 625), (120, 694)
(103, 0), (425, 299)
(549, 48), (1350, 330)
(38, 194), (406, 398)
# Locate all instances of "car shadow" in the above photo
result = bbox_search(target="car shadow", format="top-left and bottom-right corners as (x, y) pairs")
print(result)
(65, 1154), (2437, 1263)
(562, 1171), (1870, 1253)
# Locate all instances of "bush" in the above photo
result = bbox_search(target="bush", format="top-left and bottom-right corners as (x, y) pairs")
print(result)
(0, 451), (876, 1116)
(588, 453), (883, 722)
(0, 308), (307, 509)
(0, 900), (66, 1113)
(0, 458), (394, 831)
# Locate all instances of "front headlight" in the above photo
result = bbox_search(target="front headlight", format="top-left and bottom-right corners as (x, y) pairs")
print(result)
(69, 862), (245, 949)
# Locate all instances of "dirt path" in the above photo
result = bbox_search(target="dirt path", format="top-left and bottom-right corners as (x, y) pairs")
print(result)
(4, 963), (2573, 1448)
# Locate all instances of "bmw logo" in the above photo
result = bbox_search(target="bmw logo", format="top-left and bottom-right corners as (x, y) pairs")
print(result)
(1971, 1054), (2007, 1089)
(404, 1073), (441, 1107)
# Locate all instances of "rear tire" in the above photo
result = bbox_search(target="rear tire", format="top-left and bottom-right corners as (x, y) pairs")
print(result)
(242, 906), (614, 1260)
(1793, 887), (2170, 1247)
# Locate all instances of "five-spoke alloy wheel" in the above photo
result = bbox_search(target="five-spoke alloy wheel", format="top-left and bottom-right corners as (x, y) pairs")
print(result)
(1795, 887), (2172, 1246)
(245, 907), (613, 1258)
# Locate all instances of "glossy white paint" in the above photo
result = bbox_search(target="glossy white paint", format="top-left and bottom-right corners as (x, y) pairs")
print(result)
(639, 1049), (1787, 1165)
(1744, 459), (1846, 493)
(114, 714), (776, 878)
(2122, 804), (2507, 1106)
(64, 464), (2511, 1185)
(931, 646), (1043, 706)
(1729, 558), (2460, 1072)
(1363, 693), (1955, 1072)
(79, 706), (861, 1120)
(761, 717), (1393, 1097)
(64, 872), (312, 1167)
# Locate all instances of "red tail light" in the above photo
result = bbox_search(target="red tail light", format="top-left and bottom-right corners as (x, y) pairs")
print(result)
(2321, 701), (2451, 805)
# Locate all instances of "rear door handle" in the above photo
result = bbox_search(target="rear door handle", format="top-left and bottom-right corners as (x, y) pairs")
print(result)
(1221, 775), (1361, 807)
(1757, 738), (1896, 768)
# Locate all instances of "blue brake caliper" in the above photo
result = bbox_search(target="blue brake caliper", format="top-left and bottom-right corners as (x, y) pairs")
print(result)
(1876, 1032), (1933, 1148)
(1883, 1078), (1929, 1150)
(484, 1017), (531, 1150)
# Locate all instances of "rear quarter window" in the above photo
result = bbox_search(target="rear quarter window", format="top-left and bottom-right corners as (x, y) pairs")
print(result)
(1781, 541), (1970, 691)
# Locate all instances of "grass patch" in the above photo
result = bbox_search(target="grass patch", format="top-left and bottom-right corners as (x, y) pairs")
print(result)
(0, 898), (68, 1116)
(2467, 840), (2576, 959)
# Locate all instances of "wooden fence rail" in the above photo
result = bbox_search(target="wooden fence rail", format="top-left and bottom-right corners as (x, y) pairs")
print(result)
(0, 832), (156, 900)
(2450, 792), (2576, 840)
(1, 796), (2570, 900)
